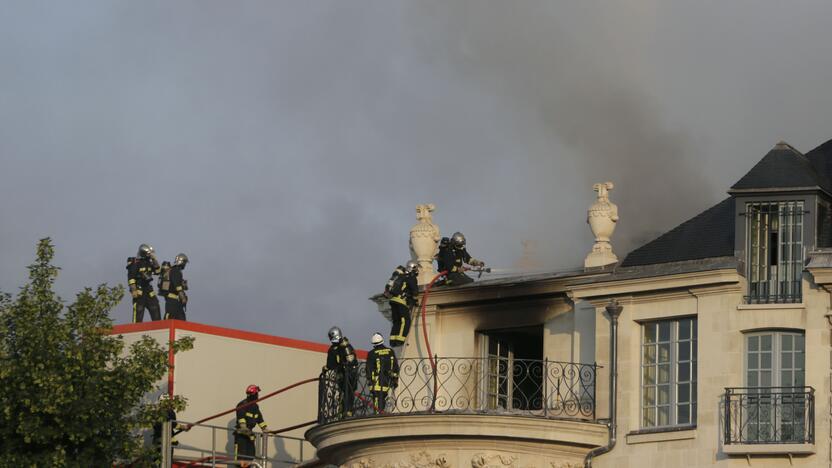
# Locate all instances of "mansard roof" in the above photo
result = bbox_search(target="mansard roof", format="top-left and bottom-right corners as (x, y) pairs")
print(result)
(730, 141), (832, 193)
(620, 197), (735, 267)
(622, 138), (832, 268)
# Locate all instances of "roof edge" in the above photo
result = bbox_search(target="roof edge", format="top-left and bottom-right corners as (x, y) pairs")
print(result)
(110, 319), (368, 357)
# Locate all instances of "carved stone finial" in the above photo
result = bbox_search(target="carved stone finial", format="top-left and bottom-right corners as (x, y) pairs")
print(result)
(410, 204), (441, 285)
(584, 182), (619, 269)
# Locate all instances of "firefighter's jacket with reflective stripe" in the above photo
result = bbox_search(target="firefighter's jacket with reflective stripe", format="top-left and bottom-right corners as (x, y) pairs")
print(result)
(327, 339), (358, 371)
(235, 399), (267, 440)
(447, 247), (472, 273)
(366, 345), (399, 391)
(388, 272), (418, 307)
(166, 265), (187, 301)
(127, 257), (160, 294)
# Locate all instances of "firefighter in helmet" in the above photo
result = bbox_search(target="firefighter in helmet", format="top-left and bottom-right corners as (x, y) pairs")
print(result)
(163, 253), (189, 321)
(324, 326), (358, 417)
(437, 232), (484, 286)
(235, 384), (268, 467)
(366, 332), (398, 413)
(152, 393), (183, 461)
(126, 243), (161, 322)
(386, 260), (419, 347)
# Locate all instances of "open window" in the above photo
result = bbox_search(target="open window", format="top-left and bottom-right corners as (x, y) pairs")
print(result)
(477, 326), (543, 411)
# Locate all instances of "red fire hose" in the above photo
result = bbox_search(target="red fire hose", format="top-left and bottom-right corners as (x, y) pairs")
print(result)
(419, 270), (447, 372)
(179, 377), (318, 433)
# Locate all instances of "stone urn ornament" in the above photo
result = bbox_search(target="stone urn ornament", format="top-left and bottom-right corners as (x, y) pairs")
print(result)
(410, 204), (441, 285)
(584, 182), (619, 268)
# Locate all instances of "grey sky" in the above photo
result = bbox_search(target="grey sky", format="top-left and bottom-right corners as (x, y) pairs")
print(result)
(2, 1), (832, 344)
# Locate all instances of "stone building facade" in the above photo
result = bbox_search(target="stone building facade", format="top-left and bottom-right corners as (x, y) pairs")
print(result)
(306, 138), (832, 467)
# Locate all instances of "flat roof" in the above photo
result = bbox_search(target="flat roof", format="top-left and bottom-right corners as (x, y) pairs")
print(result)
(110, 320), (368, 358)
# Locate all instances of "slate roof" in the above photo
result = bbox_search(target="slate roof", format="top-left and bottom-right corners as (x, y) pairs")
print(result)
(730, 141), (832, 193)
(620, 197), (735, 267)
(621, 139), (832, 268)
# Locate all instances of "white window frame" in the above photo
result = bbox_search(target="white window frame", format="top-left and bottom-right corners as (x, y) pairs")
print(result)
(640, 317), (697, 429)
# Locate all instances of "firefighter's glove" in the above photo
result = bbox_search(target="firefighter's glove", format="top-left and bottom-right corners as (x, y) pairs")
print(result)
(470, 258), (485, 267)
(237, 426), (252, 436)
(130, 288), (140, 299)
(178, 291), (188, 304)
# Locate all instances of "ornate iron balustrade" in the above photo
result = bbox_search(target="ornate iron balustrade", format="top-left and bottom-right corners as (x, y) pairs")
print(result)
(318, 357), (598, 425)
(724, 387), (814, 445)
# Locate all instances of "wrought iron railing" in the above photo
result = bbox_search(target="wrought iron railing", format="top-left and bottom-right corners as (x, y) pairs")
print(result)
(724, 387), (814, 445)
(318, 357), (598, 425)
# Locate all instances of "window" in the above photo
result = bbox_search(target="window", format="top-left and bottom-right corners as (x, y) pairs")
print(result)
(740, 331), (808, 443)
(479, 327), (543, 411)
(745, 201), (804, 303)
(746, 331), (805, 388)
(641, 317), (697, 428)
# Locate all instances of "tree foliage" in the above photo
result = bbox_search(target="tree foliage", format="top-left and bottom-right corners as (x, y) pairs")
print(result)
(0, 238), (194, 466)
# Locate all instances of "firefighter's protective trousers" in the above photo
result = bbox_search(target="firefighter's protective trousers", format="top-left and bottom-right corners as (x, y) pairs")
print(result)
(389, 301), (412, 346)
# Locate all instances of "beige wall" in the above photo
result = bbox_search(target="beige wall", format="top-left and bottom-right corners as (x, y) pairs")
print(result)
(398, 267), (831, 467)
(115, 324), (325, 465)
(587, 273), (830, 468)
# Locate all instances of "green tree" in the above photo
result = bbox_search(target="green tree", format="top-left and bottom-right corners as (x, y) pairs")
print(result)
(0, 238), (194, 466)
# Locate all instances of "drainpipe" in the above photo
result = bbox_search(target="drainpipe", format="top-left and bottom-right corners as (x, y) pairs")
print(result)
(585, 299), (623, 468)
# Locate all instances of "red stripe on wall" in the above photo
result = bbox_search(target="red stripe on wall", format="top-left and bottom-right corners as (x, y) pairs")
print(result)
(110, 320), (368, 358)
(168, 320), (175, 397)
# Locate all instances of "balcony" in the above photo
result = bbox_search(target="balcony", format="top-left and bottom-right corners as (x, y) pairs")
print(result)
(307, 357), (606, 467)
(723, 387), (815, 455)
(317, 357), (599, 424)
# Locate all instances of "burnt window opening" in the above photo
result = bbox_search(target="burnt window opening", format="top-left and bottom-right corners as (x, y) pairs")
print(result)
(479, 326), (543, 411)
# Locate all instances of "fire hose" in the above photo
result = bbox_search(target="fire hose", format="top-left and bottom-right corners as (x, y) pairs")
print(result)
(418, 266), (490, 402)
(176, 377), (318, 435)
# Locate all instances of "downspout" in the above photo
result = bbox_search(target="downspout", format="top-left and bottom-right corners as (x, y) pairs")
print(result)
(585, 299), (623, 468)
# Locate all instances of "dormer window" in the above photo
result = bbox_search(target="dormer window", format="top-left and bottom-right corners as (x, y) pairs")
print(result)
(746, 201), (804, 303)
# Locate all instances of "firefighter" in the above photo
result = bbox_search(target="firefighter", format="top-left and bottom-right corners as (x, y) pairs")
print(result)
(324, 326), (358, 417)
(152, 394), (180, 460)
(438, 232), (484, 286)
(366, 332), (399, 413)
(164, 253), (188, 321)
(235, 384), (268, 467)
(387, 260), (419, 347)
(126, 244), (161, 322)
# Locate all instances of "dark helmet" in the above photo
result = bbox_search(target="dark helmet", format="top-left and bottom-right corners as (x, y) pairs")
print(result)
(405, 260), (419, 274)
(138, 244), (154, 258)
(328, 326), (343, 344)
(174, 253), (188, 268)
(451, 232), (466, 248)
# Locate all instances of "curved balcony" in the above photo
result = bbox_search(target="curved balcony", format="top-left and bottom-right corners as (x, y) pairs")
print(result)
(317, 357), (600, 424)
(307, 357), (605, 468)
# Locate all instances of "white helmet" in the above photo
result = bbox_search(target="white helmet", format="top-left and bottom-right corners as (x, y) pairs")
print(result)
(371, 332), (384, 346)
(328, 326), (343, 344)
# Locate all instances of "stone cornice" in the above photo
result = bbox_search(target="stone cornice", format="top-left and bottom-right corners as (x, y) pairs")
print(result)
(306, 414), (608, 458)
(807, 267), (832, 286)
(567, 268), (741, 301)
